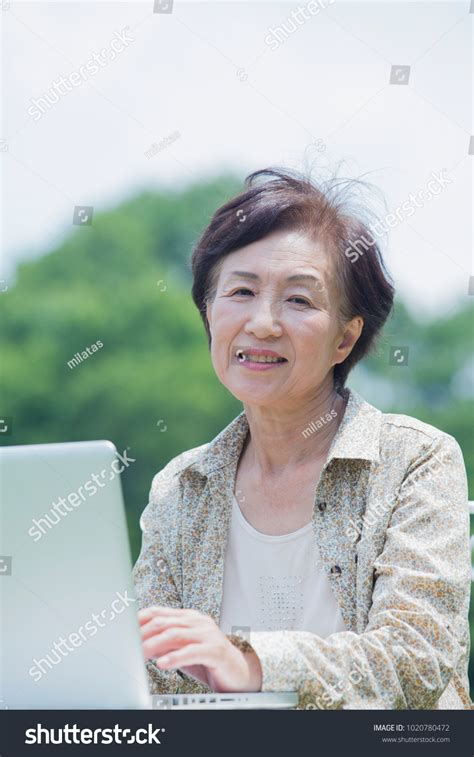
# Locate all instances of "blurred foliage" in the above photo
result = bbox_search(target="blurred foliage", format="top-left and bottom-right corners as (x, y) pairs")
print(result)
(1, 173), (473, 697)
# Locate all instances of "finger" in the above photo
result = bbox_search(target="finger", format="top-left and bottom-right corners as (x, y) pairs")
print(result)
(138, 606), (183, 624)
(140, 615), (195, 641)
(143, 628), (205, 660)
(155, 643), (219, 670)
(138, 606), (200, 625)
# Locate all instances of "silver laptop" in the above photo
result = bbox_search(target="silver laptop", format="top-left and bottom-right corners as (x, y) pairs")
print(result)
(0, 441), (298, 710)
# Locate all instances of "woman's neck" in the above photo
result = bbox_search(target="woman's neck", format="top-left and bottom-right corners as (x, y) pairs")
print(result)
(241, 387), (348, 477)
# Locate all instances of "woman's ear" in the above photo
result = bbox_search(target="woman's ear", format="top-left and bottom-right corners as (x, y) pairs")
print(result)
(334, 316), (364, 365)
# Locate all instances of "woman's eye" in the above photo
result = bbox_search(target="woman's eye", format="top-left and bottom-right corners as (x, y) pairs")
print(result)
(288, 296), (311, 306)
(231, 288), (254, 296)
(229, 290), (311, 306)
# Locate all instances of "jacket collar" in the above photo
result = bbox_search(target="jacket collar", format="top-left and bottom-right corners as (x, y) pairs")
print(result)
(186, 385), (382, 478)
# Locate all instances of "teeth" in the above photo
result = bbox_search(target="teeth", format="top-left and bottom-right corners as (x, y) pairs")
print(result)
(248, 355), (282, 363)
(236, 351), (284, 363)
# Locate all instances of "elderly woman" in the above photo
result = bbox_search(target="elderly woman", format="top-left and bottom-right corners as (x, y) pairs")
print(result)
(133, 168), (472, 709)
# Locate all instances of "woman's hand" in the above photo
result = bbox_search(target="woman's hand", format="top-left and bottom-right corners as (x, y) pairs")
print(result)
(138, 606), (263, 693)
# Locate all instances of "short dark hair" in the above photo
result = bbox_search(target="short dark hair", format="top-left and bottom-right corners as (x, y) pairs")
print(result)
(191, 167), (395, 392)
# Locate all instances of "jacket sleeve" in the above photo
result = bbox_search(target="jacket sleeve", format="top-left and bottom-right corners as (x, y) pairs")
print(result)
(246, 433), (472, 709)
(132, 465), (212, 697)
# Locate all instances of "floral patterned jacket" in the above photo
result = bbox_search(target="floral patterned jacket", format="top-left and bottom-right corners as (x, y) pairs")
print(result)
(132, 386), (473, 709)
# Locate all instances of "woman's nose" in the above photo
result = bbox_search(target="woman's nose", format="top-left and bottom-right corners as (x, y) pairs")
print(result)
(244, 298), (283, 338)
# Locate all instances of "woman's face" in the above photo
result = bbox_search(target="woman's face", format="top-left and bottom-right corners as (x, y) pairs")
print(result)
(206, 229), (363, 409)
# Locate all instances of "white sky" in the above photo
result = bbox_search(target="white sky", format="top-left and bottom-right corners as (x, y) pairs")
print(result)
(1, 0), (472, 319)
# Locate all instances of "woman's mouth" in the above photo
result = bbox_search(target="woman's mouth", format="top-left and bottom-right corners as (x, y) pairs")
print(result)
(235, 349), (287, 371)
